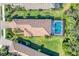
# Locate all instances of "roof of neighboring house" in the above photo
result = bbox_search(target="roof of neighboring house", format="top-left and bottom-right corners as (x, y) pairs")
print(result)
(12, 19), (51, 36)
(12, 42), (48, 56)
(11, 3), (60, 9)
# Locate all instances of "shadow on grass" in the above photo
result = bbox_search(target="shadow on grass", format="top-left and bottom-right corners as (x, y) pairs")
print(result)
(16, 37), (59, 56)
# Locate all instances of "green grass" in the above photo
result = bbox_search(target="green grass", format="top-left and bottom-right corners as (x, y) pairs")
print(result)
(5, 28), (65, 55)
(23, 36), (64, 55)
(8, 9), (64, 20)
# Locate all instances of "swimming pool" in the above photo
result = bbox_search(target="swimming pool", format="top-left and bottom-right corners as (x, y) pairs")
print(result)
(51, 20), (63, 35)
(55, 22), (62, 34)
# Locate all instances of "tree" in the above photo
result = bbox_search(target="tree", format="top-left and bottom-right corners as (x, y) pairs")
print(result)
(63, 4), (79, 56)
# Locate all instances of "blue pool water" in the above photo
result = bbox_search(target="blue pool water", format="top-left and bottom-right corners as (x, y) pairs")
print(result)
(51, 20), (63, 35)
(55, 22), (62, 34)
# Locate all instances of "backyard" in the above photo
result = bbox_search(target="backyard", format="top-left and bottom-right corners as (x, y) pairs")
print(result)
(24, 36), (64, 55)
(5, 28), (64, 55)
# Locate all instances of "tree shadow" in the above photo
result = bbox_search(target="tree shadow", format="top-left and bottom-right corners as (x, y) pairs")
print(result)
(16, 37), (59, 56)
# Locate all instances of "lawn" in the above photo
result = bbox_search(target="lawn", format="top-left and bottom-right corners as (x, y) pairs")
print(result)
(5, 4), (71, 21)
(5, 7), (64, 21)
(22, 36), (64, 56)
(5, 28), (65, 55)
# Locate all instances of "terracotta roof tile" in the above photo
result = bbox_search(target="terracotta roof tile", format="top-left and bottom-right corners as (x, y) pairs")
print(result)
(13, 19), (51, 36)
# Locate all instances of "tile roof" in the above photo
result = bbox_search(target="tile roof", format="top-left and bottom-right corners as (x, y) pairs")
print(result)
(12, 19), (51, 36)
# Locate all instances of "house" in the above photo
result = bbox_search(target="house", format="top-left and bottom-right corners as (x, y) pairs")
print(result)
(8, 19), (64, 36)
(2, 18), (64, 36)
(11, 3), (61, 9)
(9, 19), (52, 36)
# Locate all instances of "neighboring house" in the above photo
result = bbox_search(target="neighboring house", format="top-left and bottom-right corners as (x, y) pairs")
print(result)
(11, 3), (61, 9)
(9, 19), (52, 36)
